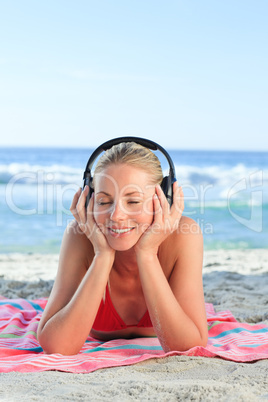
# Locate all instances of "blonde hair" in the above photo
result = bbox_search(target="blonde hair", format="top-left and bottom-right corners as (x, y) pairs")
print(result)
(93, 141), (163, 185)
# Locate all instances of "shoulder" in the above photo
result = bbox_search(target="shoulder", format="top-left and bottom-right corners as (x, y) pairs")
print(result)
(166, 216), (203, 263)
(168, 216), (203, 278)
(169, 216), (203, 248)
(178, 216), (203, 236)
(159, 216), (203, 275)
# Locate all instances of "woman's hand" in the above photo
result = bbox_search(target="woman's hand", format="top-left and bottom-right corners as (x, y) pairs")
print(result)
(134, 181), (184, 256)
(70, 186), (115, 258)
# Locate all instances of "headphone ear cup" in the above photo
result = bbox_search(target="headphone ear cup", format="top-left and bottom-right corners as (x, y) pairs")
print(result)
(160, 176), (169, 198)
(160, 176), (173, 206)
(84, 176), (94, 208)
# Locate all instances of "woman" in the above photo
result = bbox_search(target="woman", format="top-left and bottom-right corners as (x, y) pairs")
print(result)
(37, 141), (208, 355)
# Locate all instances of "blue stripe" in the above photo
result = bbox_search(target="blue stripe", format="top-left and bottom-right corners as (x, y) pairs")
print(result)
(0, 300), (43, 312)
(213, 343), (265, 348)
(26, 300), (44, 312)
(85, 339), (104, 345)
(12, 345), (161, 354)
(0, 301), (27, 310)
(13, 347), (43, 353)
(210, 327), (268, 339)
(238, 344), (265, 348)
(84, 344), (163, 353)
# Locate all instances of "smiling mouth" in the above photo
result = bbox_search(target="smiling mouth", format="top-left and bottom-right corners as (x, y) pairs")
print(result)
(108, 227), (135, 234)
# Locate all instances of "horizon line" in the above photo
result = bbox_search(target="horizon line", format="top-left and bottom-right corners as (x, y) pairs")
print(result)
(0, 144), (268, 153)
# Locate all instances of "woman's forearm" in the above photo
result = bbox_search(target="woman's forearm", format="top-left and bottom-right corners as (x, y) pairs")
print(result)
(136, 253), (207, 352)
(38, 253), (114, 355)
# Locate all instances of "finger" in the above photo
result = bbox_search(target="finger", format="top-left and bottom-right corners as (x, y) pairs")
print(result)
(173, 180), (179, 193)
(76, 185), (89, 223)
(156, 184), (170, 216)
(167, 184), (183, 231)
(172, 185), (184, 216)
(171, 181), (180, 205)
(70, 187), (82, 211)
(70, 188), (82, 218)
(152, 193), (163, 224)
(96, 222), (106, 236)
(179, 187), (185, 214)
(86, 192), (95, 222)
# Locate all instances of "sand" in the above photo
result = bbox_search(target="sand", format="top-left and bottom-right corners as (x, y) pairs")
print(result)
(0, 249), (268, 401)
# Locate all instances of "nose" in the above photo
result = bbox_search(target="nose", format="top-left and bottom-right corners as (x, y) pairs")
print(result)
(110, 200), (128, 222)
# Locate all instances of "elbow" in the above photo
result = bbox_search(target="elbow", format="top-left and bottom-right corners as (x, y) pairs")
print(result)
(198, 326), (208, 348)
(37, 326), (53, 354)
(162, 333), (208, 353)
(39, 340), (79, 356)
(181, 326), (208, 350)
(37, 329), (79, 356)
(37, 330), (55, 355)
(200, 332), (208, 348)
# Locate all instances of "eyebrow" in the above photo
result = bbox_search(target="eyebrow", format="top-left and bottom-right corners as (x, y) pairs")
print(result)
(96, 191), (111, 196)
(125, 191), (144, 196)
(96, 191), (144, 196)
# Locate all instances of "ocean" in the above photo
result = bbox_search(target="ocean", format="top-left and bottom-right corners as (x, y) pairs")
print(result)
(0, 147), (267, 253)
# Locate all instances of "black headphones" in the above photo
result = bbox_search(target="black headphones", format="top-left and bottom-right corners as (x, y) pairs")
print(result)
(83, 136), (176, 207)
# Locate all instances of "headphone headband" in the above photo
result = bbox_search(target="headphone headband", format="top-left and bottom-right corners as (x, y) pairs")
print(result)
(84, 136), (176, 177)
(83, 136), (176, 206)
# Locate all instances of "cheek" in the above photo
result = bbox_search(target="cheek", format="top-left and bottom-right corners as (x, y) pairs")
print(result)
(93, 206), (108, 224)
(138, 198), (154, 225)
(142, 196), (154, 217)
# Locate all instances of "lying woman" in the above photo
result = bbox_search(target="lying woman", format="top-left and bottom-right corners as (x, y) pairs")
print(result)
(37, 139), (208, 355)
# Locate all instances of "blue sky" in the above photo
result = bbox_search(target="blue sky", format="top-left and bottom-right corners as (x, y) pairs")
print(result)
(0, 1), (267, 150)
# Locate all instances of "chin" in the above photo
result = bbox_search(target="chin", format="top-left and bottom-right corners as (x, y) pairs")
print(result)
(111, 245), (133, 252)
(107, 236), (139, 252)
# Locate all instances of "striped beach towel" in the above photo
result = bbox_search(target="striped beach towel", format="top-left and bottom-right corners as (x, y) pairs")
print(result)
(0, 297), (268, 373)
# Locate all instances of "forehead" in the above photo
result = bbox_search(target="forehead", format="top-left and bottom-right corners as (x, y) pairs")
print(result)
(94, 164), (154, 191)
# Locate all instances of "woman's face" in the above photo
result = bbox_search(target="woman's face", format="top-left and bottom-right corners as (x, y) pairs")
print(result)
(93, 163), (156, 251)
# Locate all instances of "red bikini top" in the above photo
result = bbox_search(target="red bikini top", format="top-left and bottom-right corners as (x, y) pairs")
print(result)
(92, 284), (153, 332)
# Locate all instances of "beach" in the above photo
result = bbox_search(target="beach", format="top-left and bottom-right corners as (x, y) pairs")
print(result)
(1, 147), (268, 400)
(1, 249), (268, 401)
